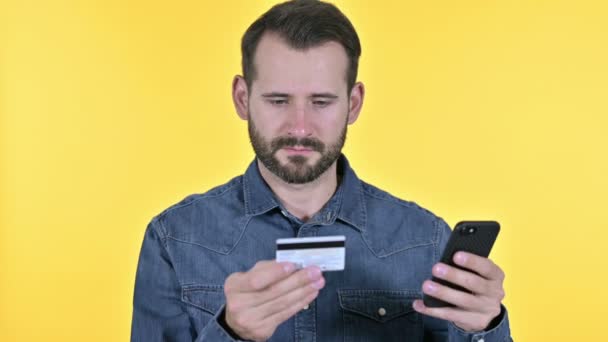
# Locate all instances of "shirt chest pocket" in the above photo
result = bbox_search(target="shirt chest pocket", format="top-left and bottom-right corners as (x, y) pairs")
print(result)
(338, 289), (423, 342)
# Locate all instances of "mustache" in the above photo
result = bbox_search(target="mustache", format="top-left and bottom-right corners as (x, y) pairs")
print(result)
(270, 136), (325, 153)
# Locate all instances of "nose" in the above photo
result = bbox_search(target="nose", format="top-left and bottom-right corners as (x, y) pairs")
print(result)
(287, 103), (313, 138)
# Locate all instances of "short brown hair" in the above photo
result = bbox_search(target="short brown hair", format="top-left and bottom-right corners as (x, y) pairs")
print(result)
(241, 0), (362, 93)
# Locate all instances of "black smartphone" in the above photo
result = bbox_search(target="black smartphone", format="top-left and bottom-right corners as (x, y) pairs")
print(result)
(423, 220), (500, 308)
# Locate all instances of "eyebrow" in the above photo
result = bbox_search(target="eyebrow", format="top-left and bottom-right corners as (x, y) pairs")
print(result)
(261, 92), (339, 99)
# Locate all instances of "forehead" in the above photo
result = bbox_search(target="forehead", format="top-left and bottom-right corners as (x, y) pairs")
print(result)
(251, 32), (349, 94)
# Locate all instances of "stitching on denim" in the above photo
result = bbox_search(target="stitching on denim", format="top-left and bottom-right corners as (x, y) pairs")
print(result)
(223, 215), (252, 255)
(361, 183), (441, 222)
(377, 241), (436, 258)
(359, 226), (434, 259)
(322, 185), (344, 226)
(338, 289), (419, 322)
(359, 184), (367, 228)
(166, 235), (233, 255)
(293, 297), (316, 342)
(182, 284), (223, 291)
(160, 180), (242, 218)
(181, 285), (225, 314)
(342, 293), (348, 342)
(247, 200), (279, 216)
(163, 214), (250, 255)
(362, 189), (435, 218)
(337, 216), (362, 232)
(243, 168), (280, 216)
(243, 171), (251, 214)
(340, 307), (411, 323)
(433, 219), (440, 262)
(336, 187), (366, 231)
(155, 216), (169, 248)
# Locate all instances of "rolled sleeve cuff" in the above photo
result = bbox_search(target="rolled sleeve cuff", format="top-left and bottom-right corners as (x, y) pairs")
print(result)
(448, 305), (512, 342)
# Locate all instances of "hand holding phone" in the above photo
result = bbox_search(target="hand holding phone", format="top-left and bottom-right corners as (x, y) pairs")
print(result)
(423, 221), (500, 307)
(414, 220), (505, 332)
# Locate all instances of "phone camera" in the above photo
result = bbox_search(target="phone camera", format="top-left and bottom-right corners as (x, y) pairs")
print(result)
(460, 226), (477, 235)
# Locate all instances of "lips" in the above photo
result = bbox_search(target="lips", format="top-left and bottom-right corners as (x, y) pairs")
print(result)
(271, 136), (324, 154)
(284, 146), (313, 152)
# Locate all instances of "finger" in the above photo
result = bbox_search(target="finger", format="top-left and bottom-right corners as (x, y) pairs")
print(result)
(453, 252), (505, 281)
(422, 280), (480, 310)
(261, 289), (320, 328)
(256, 274), (325, 319)
(240, 261), (297, 292)
(235, 266), (322, 308)
(432, 263), (487, 294)
(253, 266), (323, 306)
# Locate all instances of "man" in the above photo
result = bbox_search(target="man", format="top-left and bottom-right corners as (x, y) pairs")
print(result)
(131, 0), (512, 341)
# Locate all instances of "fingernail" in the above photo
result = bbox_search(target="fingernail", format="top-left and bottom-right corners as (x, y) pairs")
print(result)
(454, 252), (467, 265)
(311, 278), (325, 289)
(424, 281), (437, 293)
(283, 262), (295, 273)
(307, 267), (322, 280)
(412, 300), (422, 310)
(435, 264), (447, 277)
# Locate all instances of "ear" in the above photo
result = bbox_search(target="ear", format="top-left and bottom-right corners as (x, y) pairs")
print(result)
(347, 82), (365, 125)
(232, 75), (249, 120)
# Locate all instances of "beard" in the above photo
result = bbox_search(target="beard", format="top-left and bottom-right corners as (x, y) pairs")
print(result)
(248, 116), (347, 184)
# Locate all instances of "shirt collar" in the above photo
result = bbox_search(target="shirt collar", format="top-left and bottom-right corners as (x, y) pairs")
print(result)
(242, 158), (281, 216)
(242, 154), (367, 232)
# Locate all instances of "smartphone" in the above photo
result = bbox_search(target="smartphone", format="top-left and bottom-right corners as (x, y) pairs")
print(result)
(423, 220), (500, 308)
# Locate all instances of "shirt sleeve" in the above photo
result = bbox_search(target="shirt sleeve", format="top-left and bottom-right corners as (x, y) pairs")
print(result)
(447, 304), (512, 342)
(130, 217), (240, 342)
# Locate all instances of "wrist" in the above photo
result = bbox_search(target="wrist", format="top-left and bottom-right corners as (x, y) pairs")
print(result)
(218, 307), (245, 340)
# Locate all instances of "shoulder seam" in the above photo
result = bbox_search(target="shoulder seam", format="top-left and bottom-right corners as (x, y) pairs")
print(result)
(361, 183), (440, 220)
(158, 178), (242, 219)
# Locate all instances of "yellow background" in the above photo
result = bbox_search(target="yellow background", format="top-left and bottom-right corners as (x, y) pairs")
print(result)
(2, 0), (607, 340)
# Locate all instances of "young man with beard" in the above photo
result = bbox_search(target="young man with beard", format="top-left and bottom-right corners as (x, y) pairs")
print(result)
(131, 1), (512, 341)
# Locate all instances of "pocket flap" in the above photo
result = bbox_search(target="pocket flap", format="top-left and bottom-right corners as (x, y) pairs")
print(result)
(338, 289), (419, 323)
(181, 284), (225, 315)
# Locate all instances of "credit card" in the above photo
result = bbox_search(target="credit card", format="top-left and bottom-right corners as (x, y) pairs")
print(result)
(276, 235), (345, 271)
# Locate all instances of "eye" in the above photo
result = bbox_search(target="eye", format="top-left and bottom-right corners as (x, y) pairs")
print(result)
(268, 99), (288, 105)
(313, 100), (330, 107)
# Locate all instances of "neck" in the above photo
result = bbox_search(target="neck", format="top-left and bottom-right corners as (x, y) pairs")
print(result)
(257, 160), (339, 222)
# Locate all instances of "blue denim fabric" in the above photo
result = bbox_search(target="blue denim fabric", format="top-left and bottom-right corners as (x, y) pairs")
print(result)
(131, 155), (512, 342)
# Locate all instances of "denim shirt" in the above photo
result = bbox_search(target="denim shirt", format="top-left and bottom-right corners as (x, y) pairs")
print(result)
(131, 155), (512, 342)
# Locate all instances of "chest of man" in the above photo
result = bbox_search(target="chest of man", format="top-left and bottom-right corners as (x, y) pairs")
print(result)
(168, 212), (438, 341)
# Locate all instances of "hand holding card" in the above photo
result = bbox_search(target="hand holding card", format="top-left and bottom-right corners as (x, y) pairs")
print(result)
(223, 260), (325, 341)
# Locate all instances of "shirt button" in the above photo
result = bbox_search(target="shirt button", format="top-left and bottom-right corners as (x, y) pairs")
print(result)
(281, 210), (288, 217)
(378, 307), (387, 316)
(303, 304), (309, 310)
